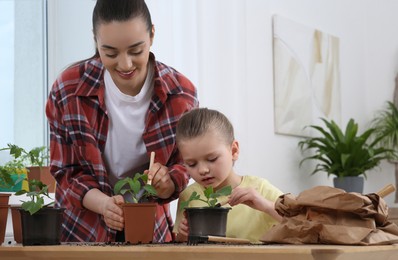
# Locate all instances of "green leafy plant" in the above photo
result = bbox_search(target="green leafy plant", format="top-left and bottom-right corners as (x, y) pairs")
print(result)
(371, 101), (398, 161)
(113, 173), (157, 203)
(0, 166), (15, 189)
(0, 164), (24, 190)
(298, 118), (392, 178)
(15, 179), (54, 215)
(179, 185), (232, 210)
(0, 144), (49, 167)
(0, 157), (26, 191)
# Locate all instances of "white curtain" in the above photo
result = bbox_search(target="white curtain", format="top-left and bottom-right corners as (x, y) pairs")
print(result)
(148, 0), (254, 171)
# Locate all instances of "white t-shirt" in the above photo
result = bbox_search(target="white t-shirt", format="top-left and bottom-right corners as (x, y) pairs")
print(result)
(103, 65), (154, 186)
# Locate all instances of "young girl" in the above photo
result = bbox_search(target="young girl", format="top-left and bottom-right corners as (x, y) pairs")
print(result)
(174, 108), (283, 242)
(45, 0), (198, 243)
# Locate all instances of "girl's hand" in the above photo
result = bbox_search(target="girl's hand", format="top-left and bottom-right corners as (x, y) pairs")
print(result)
(101, 195), (125, 231)
(145, 162), (175, 199)
(176, 215), (189, 242)
(228, 187), (265, 211)
(228, 187), (282, 222)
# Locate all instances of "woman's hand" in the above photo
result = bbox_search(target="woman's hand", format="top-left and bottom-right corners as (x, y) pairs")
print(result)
(145, 162), (175, 199)
(101, 195), (125, 231)
(83, 189), (125, 231)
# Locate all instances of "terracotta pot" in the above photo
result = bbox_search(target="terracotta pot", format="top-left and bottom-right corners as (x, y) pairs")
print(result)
(0, 205), (9, 245)
(122, 203), (157, 244)
(0, 193), (11, 205)
(185, 207), (231, 237)
(19, 207), (65, 246)
(11, 206), (22, 244)
(27, 166), (56, 193)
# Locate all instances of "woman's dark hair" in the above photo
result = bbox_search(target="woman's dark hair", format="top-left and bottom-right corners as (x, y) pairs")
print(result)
(92, 0), (153, 37)
(69, 0), (153, 66)
(176, 108), (235, 146)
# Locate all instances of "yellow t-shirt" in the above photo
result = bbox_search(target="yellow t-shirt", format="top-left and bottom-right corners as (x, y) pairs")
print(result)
(173, 175), (283, 242)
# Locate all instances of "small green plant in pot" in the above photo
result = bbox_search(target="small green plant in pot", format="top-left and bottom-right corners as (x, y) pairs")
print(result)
(0, 159), (26, 245)
(113, 173), (157, 244)
(298, 118), (392, 193)
(0, 164), (25, 192)
(0, 164), (24, 245)
(15, 179), (64, 246)
(114, 173), (157, 203)
(0, 144), (55, 192)
(180, 186), (232, 243)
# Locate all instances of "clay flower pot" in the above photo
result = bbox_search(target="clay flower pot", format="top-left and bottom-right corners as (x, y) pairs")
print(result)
(122, 203), (157, 244)
(11, 206), (22, 244)
(27, 166), (56, 193)
(0, 193), (11, 205)
(185, 207), (231, 237)
(0, 193), (11, 245)
(0, 205), (9, 245)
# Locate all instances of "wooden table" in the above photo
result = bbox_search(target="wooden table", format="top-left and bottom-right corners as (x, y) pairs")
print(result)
(1, 243), (398, 260)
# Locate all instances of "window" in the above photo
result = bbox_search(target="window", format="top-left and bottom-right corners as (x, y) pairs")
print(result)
(0, 0), (47, 163)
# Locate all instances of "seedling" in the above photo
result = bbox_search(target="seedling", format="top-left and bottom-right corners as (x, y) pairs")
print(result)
(0, 163), (25, 190)
(113, 173), (157, 203)
(0, 144), (49, 167)
(15, 179), (54, 215)
(179, 185), (232, 210)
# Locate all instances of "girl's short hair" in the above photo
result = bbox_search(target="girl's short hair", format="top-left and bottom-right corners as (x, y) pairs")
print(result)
(176, 108), (235, 145)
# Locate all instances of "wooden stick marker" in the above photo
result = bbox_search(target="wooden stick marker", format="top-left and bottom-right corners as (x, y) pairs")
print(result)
(147, 151), (155, 185)
(376, 184), (396, 198)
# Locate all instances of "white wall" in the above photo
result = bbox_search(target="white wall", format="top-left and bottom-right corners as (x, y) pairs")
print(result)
(47, 0), (398, 207)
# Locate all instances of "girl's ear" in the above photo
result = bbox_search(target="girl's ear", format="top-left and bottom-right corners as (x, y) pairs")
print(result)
(231, 140), (239, 161)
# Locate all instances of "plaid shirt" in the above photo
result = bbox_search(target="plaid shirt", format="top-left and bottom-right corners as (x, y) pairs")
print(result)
(46, 53), (198, 242)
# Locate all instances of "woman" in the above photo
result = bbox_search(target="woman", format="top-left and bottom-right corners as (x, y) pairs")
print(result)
(46, 0), (198, 242)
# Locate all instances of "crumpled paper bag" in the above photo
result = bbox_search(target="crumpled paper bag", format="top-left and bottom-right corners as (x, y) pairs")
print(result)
(261, 186), (398, 245)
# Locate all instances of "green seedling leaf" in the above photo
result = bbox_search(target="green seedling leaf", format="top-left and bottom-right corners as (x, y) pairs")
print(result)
(113, 172), (158, 203)
(204, 186), (214, 199)
(215, 185), (232, 197)
(16, 179), (52, 215)
(179, 185), (233, 210)
(144, 185), (157, 196)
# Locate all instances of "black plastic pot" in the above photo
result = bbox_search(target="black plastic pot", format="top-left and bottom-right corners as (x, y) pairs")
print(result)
(185, 207), (231, 237)
(19, 207), (65, 246)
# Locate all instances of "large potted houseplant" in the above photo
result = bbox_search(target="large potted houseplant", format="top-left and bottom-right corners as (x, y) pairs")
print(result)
(0, 144), (55, 192)
(371, 101), (398, 202)
(15, 179), (64, 246)
(179, 185), (232, 243)
(298, 118), (392, 193)
(113, 172), (157, 244)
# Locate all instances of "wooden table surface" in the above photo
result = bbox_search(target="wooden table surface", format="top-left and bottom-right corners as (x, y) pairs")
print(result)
(1, 243), (398, 260)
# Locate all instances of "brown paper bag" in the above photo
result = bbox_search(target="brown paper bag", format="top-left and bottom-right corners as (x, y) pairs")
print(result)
(261, 186), (398, 245)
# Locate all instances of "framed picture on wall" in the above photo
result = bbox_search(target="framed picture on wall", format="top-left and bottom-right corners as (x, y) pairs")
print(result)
(272, 15), (341, 137)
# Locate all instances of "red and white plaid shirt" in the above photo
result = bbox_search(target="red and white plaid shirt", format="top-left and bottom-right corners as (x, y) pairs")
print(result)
(46, 53), (198, 242)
